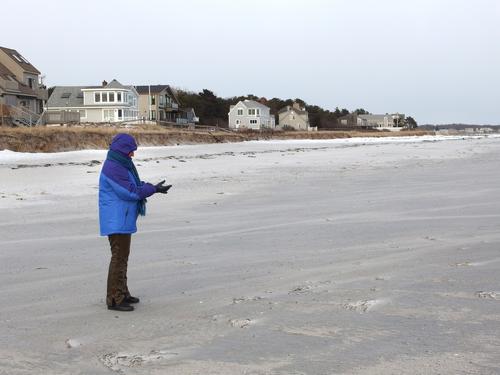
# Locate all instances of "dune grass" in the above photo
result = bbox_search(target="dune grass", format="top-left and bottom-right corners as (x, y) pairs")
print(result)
(0, 125), (433, 153)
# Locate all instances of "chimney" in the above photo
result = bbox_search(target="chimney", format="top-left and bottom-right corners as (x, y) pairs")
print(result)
(102, 80), (108, 87)
(292, 102), (302, 111)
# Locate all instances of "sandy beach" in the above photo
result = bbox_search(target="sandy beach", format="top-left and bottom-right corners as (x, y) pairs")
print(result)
(1, 135), (500, 374)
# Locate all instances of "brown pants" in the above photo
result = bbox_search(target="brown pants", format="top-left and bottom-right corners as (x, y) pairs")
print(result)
(107, 234), (132, 306)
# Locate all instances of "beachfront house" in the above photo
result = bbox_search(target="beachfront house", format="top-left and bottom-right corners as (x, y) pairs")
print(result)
(228, 100), (275, 130)
(277, 102), (314, 131)
(135, 85), (181, 122)
(46, 79), (139, 123)
(338, 113), (405, 131)
(176, 107), (199, 125)
(0, 46), (48, 125)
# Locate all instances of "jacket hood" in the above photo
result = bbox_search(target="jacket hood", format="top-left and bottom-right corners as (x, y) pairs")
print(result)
(109, 133), (137, 155)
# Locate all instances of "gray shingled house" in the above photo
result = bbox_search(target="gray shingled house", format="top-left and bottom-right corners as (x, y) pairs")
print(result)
(277, 102), (312, 131)
(46, 80), (139, 123)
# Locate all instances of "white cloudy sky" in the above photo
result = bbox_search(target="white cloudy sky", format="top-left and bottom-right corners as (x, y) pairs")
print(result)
(1, 0), (499, 124)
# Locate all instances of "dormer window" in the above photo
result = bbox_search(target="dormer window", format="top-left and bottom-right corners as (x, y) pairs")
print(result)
(117, 92), (122, 102)
(102, 92), (108, 102)
(109, 92), (115, 102)
(19, 54), (29, 64)
(95, 92), (101, 102)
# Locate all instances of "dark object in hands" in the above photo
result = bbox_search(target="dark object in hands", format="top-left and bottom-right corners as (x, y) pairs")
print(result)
(155, 180), (172, 194)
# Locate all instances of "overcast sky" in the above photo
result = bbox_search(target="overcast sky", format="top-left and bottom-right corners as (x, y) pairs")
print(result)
(1, 0), (499, 124)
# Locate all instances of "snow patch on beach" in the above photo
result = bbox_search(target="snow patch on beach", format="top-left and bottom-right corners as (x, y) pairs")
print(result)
(1, 134), (497, 164)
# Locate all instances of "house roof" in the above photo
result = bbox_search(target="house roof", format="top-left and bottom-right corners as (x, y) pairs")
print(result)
(168, 86), (180, 104)
(47, 86), (87, 107)
(358, 114), (403, 120)
(81, 80), (131, 91)
(135, 84), (180, 104)
(0, 61), (16, 80)
(238, 99), (270, 110)
(105, 79), (127, 89)
(278, 105), (307, 115)
(135, 85), (169, 94)
(0, 61), (37, 97)
(0, 46), (41, 75)
(48, 83), (137, 107)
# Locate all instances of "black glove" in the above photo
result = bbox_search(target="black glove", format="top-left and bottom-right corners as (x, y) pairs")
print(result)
(155, 180), (172, 194)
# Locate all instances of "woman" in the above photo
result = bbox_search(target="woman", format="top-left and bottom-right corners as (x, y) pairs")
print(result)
(99, 133), (170, 311)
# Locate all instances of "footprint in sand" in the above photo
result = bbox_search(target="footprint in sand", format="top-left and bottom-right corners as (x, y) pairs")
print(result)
(101, 350), (179, 372)
(232, 296), (263, 304)
(228, 318), (253, 328)
(475, 291), (500, 300)
(288, 280), (332, 295)
(342, 299), (385, 313)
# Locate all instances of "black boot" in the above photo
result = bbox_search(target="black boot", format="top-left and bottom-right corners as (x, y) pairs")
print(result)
(124, 296), (140, 304)
(108, 300), (134, 312)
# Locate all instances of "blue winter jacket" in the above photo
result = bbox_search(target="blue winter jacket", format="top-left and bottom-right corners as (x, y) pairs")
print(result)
(99, 134), (156, 236)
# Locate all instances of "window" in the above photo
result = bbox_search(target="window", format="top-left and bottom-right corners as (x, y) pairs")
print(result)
(109, 92), (115, 102)
(237, 108), (243, 116)
(117, 109), (123, 119)
(151, 95), (155, 105)
(236, 119), (240, 125)
(256, 109), (260, 115)
(150, 110), (156, 120)
(27, 78), (34, 89)
(248, 109), (256, 116)
(103, 109), (115, 122)
(19, 55), (30, 64)
(95, 92), (100, 102)
(102, 92), (108, 102)
(250, 119), (258, 124)
(117, 92), (122, 102)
